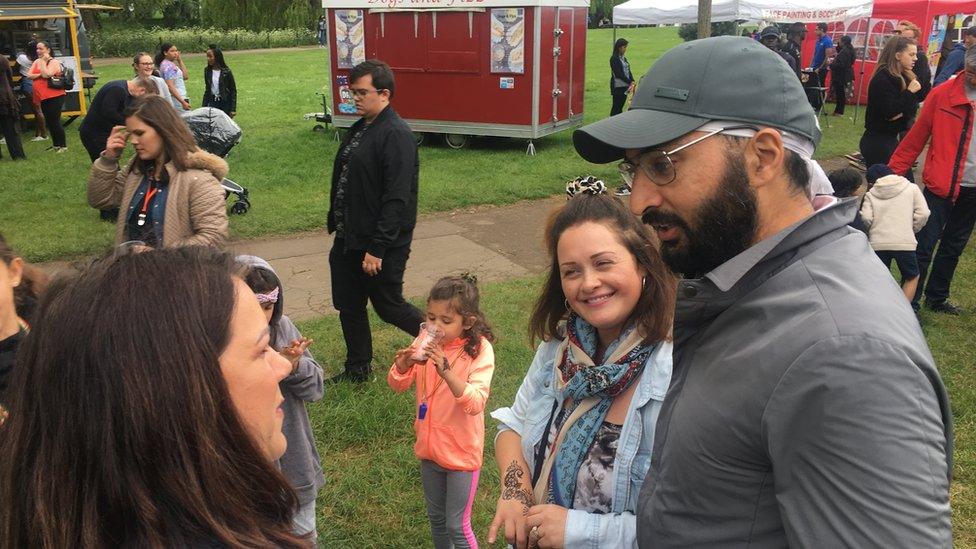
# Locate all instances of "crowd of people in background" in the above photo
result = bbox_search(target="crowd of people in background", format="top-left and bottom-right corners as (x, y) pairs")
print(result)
(1, 39), (237, 164)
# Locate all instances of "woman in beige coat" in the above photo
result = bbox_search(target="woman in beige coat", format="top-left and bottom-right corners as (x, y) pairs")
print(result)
(88, 95), (228, 249)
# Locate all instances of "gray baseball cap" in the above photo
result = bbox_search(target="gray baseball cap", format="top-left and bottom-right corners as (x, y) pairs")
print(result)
(573, 36), (821, 164)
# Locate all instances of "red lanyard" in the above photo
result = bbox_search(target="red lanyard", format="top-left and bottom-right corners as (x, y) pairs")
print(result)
(137, 178), (160, 226)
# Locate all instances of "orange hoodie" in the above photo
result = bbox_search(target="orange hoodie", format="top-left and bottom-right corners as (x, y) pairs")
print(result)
(387, 336), (494, 471)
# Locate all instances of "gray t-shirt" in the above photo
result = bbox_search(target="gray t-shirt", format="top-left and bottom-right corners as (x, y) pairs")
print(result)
(963, 84), (976, 187)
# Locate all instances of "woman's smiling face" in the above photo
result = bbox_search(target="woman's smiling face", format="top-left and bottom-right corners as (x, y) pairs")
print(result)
(557, 221), (645, 347)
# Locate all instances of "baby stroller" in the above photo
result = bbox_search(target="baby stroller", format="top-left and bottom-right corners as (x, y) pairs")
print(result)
(181, 108), (251, 214)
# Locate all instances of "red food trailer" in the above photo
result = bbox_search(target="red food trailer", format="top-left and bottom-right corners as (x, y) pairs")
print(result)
(320, 0), (588, 152)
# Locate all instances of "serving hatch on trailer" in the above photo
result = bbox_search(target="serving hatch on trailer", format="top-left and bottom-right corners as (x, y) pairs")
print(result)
(321, 0), (588, 152)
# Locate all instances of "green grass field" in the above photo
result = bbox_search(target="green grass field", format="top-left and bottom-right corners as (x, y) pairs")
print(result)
(0, 27), (862, 262)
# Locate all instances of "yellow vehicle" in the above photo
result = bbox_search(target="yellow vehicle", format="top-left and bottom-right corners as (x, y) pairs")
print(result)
(1, 1), (115, 119)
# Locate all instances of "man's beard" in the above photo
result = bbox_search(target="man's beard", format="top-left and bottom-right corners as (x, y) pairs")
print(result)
(641, 151), (759, 278)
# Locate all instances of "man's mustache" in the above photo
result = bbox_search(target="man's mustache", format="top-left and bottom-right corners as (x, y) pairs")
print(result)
(641, 208), (688, 230)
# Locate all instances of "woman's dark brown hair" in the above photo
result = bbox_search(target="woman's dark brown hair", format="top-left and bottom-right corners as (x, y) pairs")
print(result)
(0, 233), (47, 322)
(878, 35), (917, 88)
(428, 274), (495, 358)
(123, 94), (199, 173)
(0, 246), (308, 548)
(529, 193), (675, 345)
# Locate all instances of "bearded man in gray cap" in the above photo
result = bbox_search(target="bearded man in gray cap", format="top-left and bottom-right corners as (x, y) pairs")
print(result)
(574, 36), (952, 547)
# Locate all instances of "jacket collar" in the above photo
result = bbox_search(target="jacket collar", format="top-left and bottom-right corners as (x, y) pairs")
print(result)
(126, 150), (229, 181)
(946, 74), (974, 107)
(704, 197), (858, 293)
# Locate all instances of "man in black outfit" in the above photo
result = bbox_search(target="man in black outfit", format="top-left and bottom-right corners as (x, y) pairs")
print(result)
(785, 22), (806, 69)
(759, 26), (800, 79)
(326, 59), (423, 383)
(895, 20), (932, 183)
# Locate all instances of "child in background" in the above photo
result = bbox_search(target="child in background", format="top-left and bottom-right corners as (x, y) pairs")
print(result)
(388, 274), (496, 549)
(236, 255), (325, 543)
(860, 164), (930, 303)
(828, 167), (867, 232)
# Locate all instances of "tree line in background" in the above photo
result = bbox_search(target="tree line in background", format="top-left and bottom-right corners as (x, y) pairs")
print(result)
(99, 0), (319, 30)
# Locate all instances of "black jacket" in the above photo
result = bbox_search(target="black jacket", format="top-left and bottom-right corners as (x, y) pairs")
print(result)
(909, 52), (932, 117)
(610, 55), (634, 91)
(327, 105), (419, 258)
(865, 69), (916, 134)
(202, 66), (237, 112)
(829, 45), (855, 84)
(79, 79), (131, 136)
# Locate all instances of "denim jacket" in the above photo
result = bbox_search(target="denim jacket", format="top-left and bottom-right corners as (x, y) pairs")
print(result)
(490, 337), (672, 549)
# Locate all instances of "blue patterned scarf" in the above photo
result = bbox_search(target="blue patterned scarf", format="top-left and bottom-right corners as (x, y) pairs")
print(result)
(546, 313), (655, 507)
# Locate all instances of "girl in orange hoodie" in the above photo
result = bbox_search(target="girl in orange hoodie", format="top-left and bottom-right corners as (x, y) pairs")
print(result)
(387, 274), (495, 549)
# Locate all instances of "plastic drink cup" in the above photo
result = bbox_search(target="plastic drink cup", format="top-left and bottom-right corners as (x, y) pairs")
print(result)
(412, 322), (445, 361)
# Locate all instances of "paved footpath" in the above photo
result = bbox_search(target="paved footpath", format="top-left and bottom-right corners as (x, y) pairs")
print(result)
(230, 157), (863, 321)
(232, 196), (564, 321)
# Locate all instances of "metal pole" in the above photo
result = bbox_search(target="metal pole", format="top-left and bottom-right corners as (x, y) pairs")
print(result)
(853, 18), (870, 124)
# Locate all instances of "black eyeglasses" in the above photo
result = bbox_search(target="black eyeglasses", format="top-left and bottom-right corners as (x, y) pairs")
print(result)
(349, 88), (385, 98)
(619, 124), (759, 186)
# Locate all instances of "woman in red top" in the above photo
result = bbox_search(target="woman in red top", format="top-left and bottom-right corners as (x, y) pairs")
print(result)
(27, 41), (67, 152)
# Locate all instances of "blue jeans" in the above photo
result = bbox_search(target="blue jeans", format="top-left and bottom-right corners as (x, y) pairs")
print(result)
(913, 186), (976, 308)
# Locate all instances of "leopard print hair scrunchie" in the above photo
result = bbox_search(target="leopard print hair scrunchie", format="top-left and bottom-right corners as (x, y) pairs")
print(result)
(565, 175), (607, 199)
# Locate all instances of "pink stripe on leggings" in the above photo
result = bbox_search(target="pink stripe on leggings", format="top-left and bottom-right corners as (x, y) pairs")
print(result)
(462, 469), (480, 549)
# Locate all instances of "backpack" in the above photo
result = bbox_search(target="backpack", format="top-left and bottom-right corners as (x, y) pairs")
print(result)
(47, 61), (74, 90)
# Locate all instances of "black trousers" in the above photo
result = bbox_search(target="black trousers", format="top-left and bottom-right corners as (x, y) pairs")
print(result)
(859, 129), (899, 171)
(80, 129), (108, 161)
(329, 239), (423, 372)
(610, 88), (628, 116)
(203, 97), (233, 116)
(913, 187), (976, 307)
(0, 115), (25, 159)
(40, 95), (65, 148)
(831, 77), (848, 114)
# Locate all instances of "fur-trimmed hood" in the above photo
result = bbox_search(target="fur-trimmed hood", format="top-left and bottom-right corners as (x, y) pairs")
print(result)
(126, 149), (229, 181)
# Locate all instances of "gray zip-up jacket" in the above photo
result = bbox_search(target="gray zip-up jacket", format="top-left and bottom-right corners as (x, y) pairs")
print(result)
(236, 255), (325, 506)
(637, 198), (952, 548)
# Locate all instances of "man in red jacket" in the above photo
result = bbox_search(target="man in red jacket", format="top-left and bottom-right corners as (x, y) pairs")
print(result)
(888, 47), (976, 316)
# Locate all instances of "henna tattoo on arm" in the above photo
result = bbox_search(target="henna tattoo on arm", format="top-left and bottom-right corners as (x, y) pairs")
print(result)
(501, 460), (534, 511)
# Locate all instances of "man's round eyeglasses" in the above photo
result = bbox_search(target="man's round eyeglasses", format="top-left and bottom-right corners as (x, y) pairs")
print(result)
(618, 124), (758, 186)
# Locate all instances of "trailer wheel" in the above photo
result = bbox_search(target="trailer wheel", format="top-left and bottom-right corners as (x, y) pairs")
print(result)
(312, 124), (326, 132)
(444, 133), (469, 149)
(414, 132), (426, 146)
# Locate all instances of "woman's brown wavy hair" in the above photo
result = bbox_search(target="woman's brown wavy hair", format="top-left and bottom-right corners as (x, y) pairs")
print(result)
(528, 193), (676, 345)
(0, 246), (309, 548)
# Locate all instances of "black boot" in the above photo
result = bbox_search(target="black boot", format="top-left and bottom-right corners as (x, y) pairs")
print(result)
(327, 365), (373, 384)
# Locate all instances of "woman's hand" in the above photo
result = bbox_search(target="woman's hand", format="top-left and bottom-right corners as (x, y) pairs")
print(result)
(280, 337), (313, 373)
(103, 126), (128, 160)
(525, 505), (568, 549)
(907, 78), (922, 93)
(488, 460), (535, 548)
(179, 98), (191, 110)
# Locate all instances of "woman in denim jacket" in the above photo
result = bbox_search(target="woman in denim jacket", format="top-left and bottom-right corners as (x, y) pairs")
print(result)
(488, 180), (675, 549)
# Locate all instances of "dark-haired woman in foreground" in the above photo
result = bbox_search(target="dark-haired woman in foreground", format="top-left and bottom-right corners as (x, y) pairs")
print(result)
(0, 246), (311, 547)
(488, 180), (675, 549)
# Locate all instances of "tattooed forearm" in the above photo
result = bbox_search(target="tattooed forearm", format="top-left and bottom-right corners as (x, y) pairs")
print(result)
(501, 461), (534, 509)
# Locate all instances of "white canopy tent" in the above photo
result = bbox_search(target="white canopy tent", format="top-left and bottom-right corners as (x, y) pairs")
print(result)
(612, 0), (873, 25)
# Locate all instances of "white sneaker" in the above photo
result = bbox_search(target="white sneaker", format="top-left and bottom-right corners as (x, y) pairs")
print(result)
(55, 147), (67, 153)
(0, 138), (5, 145)
(614, 184), (632, 196)
(31, 135), (48, 142)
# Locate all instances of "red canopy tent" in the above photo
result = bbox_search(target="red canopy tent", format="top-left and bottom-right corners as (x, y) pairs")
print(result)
(819, 0), (976, 105)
